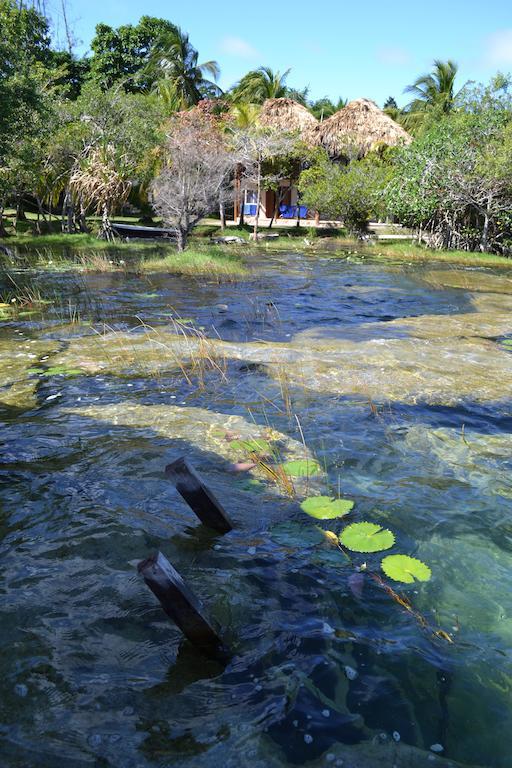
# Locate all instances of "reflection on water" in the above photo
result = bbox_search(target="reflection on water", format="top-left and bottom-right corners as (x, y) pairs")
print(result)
(1, 250), (512, 767)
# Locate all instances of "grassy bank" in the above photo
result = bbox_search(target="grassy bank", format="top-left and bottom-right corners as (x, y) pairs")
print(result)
(364, 241), (512, 268)
(0, 231), (159, 252)
(3, 215), (512, 271)
(0, 237), (248, 279)
(134, 246), (248, 278)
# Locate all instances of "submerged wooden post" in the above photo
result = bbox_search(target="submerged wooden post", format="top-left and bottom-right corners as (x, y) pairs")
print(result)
(165, 457), (234, 534)
(138, 551), (223, 654)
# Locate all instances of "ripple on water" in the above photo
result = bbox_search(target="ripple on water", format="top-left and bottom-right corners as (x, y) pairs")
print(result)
(1, 254), (511, 767)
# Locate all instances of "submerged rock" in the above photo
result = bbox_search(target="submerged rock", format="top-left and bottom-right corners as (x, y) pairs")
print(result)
(51, 274), (512, 407)
(0, 338), (59, 410)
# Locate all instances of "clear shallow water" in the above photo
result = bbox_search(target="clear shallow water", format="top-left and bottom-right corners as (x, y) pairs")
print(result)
(1, 250), (512, 768)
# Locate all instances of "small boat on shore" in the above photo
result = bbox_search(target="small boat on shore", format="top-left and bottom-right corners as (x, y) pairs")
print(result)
(111, 222), (177, 240)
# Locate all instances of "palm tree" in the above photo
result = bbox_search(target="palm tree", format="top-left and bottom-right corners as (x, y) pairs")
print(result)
(309, 97), (347, 121)
(231, 67), (291, 104)
(383, 96), (401, 122)
(148, 28), (222, 109)
(404, 60), (459, 116)
(70, 146), (131, 240)
(229, 102), (261, 129)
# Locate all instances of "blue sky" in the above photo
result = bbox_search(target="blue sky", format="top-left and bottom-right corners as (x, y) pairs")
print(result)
(51, 0), (512, 107)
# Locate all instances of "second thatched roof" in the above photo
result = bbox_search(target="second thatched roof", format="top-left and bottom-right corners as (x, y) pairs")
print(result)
(258, 98), (318, 137)
(313, 98), (411, 158)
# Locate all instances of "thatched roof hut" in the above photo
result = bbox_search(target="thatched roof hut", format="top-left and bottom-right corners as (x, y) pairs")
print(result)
(313, 98), (411, 159)
(258, 98), (318, 137)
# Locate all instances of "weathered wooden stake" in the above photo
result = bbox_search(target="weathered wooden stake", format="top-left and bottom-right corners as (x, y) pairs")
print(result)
(165, 457), (234, 534)
(138, 551), (223, 654)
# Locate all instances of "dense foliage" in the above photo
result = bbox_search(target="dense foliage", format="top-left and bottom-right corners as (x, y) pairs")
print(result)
(1, 1), (511, 254)
(299, 151), (392, 235)
(386, 107), (512, 252)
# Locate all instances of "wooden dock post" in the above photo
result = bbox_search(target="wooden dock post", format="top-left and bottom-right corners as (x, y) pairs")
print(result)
(138, 551), (223, 654)
(165, 457), (234, 534)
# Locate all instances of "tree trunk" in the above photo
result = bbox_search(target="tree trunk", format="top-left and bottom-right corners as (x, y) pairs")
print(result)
(253, 160), (261, 240)
(76, 198), (89, 233)
(219, 199), (226, 230)
(15, 197), (27, 225)
(268, 188), (284, 229)
(234, 165), (241, 223)
(62, 189), (75, 233)
(176, 227), (187, 252)
(35, 196), (47, 234)
(480, 194), (492, 252)
(0, 205), (9, 238)
(99, 205), (115, 241)
(239, 181), (245, 227)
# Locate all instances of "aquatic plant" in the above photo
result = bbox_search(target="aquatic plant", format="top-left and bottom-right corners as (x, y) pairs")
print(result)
(381, 554), (431, 583)
(280, 459), (321, 477)
(339, 521), (395, 553)
(300, 495), (354, 519)
(28, 365), (83, 377)
(229, 438), (272, 455)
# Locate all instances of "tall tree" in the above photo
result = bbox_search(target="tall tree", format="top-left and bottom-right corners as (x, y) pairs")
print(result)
(69, 146), (131, 239)
(383, 96), (402, 123)
(231, 67), (290, 104)
(88, 16), (179, 92)
(0, 0), (54, 233)
(147, 27), (221, 108)
(403, 60), (460, 130)
(54, 83), (165, 234)
(47, 49), (90, 99)
(151, 112), (234, 251)
(309, 97), (346, 120)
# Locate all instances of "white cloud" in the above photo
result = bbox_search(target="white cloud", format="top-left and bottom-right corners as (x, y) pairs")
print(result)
(376, 46), (411, 66)
(485, 29), (512, 66)
(220, 36), (259, 59)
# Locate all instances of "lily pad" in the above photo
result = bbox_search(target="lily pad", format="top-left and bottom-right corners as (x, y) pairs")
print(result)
(381, 554), (432, 583)
(230, 438), (272, 455)
(280, 460), (322, 478)
(301, 496), (354, 519)
(339, 522), (395, 553)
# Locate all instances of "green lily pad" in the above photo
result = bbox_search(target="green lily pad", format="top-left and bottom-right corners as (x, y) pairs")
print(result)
(280, 460), (322, 477)
(339, 522), (395, 553)
(300, 496), (354, 519)
(230, 439), (272, 455)
(381, 554), (431, 583)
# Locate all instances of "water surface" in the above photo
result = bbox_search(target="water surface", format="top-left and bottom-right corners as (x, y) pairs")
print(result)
(1, 249), (512, 768)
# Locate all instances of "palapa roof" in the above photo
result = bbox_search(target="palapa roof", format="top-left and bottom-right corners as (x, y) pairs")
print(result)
(258, 98), (318, 136)
(313, 98), (411, 159)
